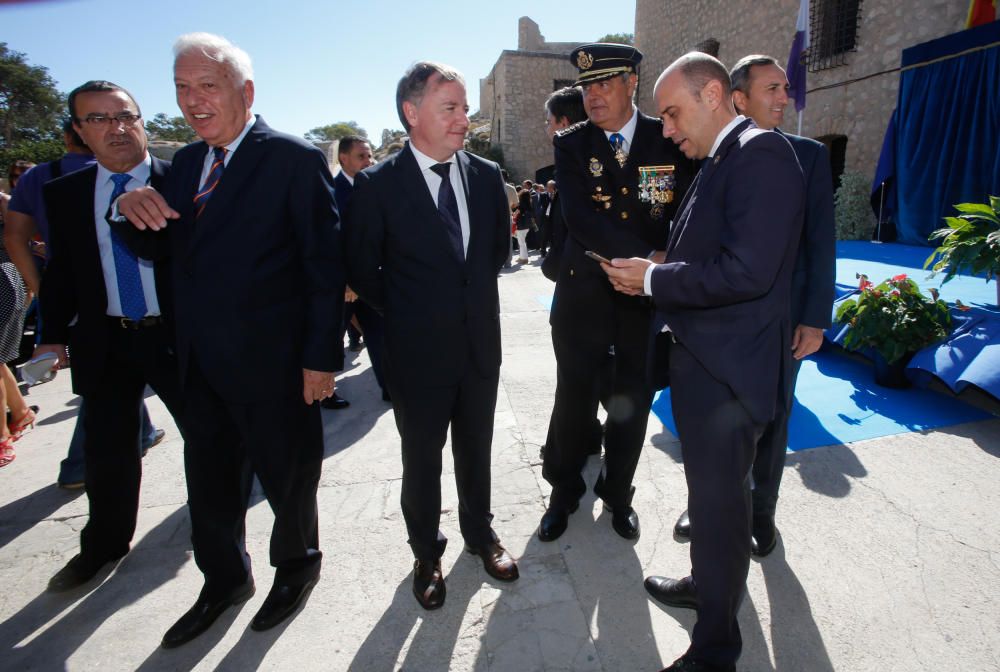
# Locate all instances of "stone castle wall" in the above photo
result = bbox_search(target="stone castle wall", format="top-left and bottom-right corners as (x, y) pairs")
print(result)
(633, 0), (971, 179)
(480, 17), (583, 182)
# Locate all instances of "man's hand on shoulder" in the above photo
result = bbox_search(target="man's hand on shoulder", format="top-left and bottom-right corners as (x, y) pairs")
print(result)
(117, 186), (179, 231)
(792, 325), (825, 360)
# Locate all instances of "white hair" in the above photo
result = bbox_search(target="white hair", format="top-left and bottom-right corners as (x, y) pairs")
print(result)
(173, 32), (254, 84)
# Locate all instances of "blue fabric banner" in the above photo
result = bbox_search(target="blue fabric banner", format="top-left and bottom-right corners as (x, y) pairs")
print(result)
(894, 20), (1000, 245)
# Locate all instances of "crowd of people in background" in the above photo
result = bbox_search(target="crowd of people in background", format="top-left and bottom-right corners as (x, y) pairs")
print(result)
(0, 30), (836, 672)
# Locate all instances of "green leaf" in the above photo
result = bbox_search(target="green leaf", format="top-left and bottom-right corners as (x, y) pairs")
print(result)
(953, 202), (997, 217)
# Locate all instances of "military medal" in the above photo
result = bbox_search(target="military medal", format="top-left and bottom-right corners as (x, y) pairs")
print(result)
(614, 147), (628, 168)
(589, 157), (604, 177)
(638, 165), (677, 209)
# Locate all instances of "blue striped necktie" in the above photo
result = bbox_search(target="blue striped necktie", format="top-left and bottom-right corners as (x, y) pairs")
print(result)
(194, 147), (227, 218)
(109, 173), (147, 320)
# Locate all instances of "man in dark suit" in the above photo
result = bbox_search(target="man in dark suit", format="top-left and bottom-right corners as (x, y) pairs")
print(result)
(325, 135), (388, 405)
(35, 81), (184, 591)
(672, 55), (836, 556)
(345, 61), (518, 611)
(604, 52), (805, 672)
(115, 33), (343, 647)
(539, 86), (586, 283)
(538, 43), (694, 543)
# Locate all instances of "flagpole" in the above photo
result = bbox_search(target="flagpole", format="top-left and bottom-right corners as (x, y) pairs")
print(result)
(797, 110), (802, 135)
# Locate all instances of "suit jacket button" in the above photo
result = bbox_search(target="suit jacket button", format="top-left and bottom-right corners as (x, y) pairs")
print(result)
(620, 211), (629, 220)
(621, 187), (629, 195)
(570, 268), (575, 276)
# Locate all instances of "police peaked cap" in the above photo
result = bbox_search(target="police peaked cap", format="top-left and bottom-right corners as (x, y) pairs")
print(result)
(570, 43), (643, 85)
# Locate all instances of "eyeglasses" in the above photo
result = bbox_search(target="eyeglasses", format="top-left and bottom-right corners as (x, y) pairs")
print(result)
(79, 112), (142, 126)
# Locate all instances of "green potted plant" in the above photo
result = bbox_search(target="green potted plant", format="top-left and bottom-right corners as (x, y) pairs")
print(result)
(924, 195), (1000, 305)
(834, 273), (954, 387)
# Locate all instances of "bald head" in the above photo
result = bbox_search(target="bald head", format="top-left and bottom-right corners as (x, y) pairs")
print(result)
(653, 52), (737, 160)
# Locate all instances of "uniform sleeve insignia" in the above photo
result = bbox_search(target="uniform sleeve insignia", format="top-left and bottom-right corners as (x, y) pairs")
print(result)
(555, 121), (587, 138)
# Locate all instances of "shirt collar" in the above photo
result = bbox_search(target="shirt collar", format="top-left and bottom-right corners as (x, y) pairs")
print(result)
(96, 152), (151, 188)
(708, 114), (747, 158)
(602, 107), (639, 146)
(213, 115), (256, 157)
(409, 142), (456, 172)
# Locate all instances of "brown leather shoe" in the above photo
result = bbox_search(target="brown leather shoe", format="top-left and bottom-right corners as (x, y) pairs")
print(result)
(465, 539), (519, 582)
(412, 559), (446, 610)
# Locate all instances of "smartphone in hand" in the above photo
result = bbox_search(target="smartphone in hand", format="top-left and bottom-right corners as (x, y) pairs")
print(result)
(584, 250), (612, 264)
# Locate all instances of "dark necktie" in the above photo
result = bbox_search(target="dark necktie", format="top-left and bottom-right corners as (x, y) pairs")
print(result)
(193, 147), (227, 218)
(609, 132), (627, 167)
(109, 173), (148, 320)
(429, 162), (465, 260)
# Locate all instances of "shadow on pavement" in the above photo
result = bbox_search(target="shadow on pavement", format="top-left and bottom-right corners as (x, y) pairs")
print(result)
(1, 506), (191, 669)
(348, 558), (478, 671)
(0, 483), (84, 551)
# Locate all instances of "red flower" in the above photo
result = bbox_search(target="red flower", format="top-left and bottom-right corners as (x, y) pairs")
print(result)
(892, 273), (908, 282)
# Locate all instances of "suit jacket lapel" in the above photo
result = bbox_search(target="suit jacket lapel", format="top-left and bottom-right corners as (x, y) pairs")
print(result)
(189, 117), (269, 248)
(398, 143), (465, 267)
(666, 119), (753, 255)
(455, 151), (475, 265)
(80, 167), (112, 309)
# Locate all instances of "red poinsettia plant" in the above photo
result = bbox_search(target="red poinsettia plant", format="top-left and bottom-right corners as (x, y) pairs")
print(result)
(835, 273), (957, 364)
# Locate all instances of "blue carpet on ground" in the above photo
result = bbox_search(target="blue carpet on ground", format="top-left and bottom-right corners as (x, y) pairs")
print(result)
(650, 349), (992, 451)
(836, 240), (997, 306)
(537, 241), (996, 449)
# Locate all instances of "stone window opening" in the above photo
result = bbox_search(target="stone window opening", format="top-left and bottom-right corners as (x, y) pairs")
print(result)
(807, 0), (864, 72)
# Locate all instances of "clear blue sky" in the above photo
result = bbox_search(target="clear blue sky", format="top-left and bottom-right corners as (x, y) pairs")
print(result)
(1, 0), (636, 141)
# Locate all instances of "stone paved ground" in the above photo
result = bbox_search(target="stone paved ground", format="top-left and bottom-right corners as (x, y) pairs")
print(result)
(1, 255), (998, 671)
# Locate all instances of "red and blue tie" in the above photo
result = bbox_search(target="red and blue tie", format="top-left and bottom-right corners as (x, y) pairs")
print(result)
(193, 147), (227, 218)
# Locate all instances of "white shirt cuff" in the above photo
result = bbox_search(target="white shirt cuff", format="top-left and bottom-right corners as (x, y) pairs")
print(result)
(643, 263), (656, 297)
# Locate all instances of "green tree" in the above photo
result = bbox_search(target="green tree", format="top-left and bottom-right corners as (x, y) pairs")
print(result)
(0, 43), (65, 177)
(597, 33), (634, 45)
(304, 121), (367, 144)
(144, 113), (197, 143)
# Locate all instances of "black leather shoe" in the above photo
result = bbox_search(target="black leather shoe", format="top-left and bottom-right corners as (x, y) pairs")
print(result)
(250, 576), (318, 631)
(161, 580), (256, 649)
(673, 509), (691, 539)
(537, 500), (579, 542)
(660, 654), (735, 671)
(644, 575), (698, 610)
(751, 514), (777, 557)
(48, 553), (123, 592)
(412, 559), (445, 610)
(606, 504), (640, 540)
(597, 483), (640, 539)
(320, 393), (350, 410)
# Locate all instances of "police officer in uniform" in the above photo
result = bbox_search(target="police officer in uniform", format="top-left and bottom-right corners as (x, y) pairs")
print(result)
(538, 43), (695, 542)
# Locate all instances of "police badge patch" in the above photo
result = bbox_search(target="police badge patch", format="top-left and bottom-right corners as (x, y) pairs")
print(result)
(589, 157), (604, 177)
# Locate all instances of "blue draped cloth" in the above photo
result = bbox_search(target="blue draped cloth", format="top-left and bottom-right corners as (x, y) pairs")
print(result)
(892, 21), (1000, 245)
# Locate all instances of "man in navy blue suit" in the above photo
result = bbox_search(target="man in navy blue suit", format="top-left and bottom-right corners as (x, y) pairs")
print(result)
(116, 32), (343, 647)
(37, 80), (184, 593)
(603, 52), (805, 672)
(345, 61), (518, 611)
(671, 55), (836, 556)
(324, 135), (388, 405)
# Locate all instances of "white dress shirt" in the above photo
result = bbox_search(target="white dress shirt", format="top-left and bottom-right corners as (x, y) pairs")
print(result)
(603, 107), (639, 153)
(94, 154), (160, 317)
(198, 116), (255, 185)
(410, 143), (471, 255)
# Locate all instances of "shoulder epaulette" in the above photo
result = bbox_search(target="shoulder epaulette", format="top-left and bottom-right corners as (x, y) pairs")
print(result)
(555, 120), (588, 138)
